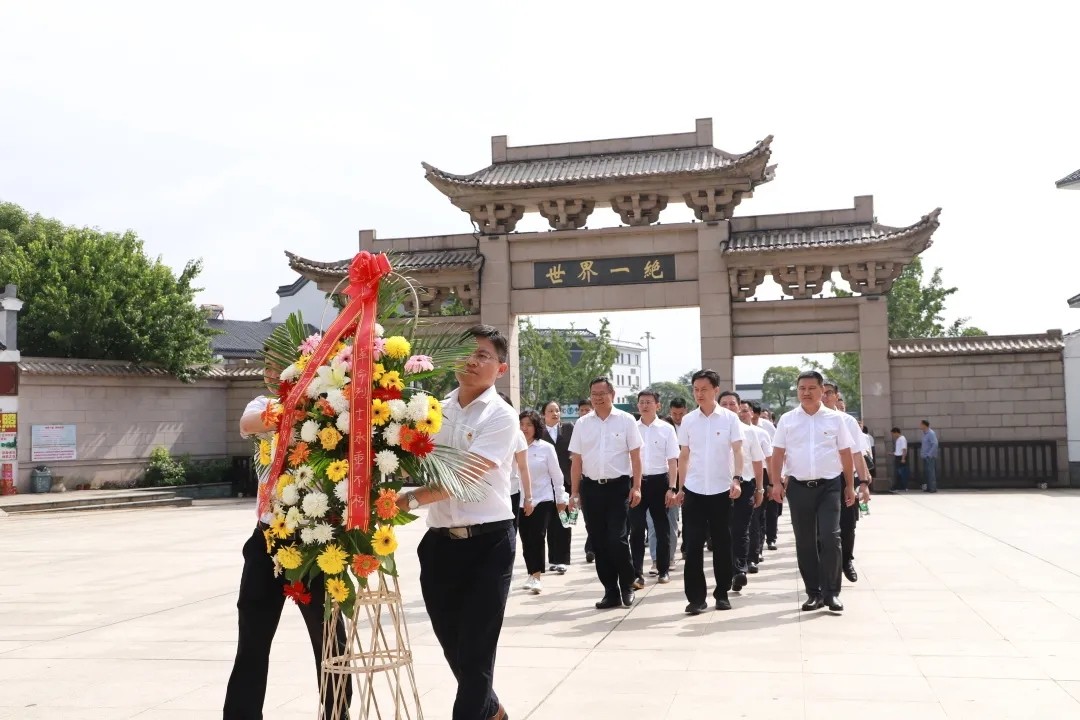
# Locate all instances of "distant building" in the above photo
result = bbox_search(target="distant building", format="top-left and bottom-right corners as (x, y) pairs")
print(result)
(1056, 168), (1080, 190)
(527, 328), (645, 406)
(733, 382), (763, 404)
(271, 276), (339, 327)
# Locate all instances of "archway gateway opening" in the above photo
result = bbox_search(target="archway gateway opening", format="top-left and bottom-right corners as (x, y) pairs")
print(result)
(288, 118), (940, 481)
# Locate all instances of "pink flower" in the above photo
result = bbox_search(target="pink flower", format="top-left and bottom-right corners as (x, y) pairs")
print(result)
(404, 354), (434, 373)
(299, 333), (322, 355)
(372, 337), (386, 361)
(336, 344), (353, 363)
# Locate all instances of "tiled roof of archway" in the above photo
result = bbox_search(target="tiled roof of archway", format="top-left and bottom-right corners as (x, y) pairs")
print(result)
(286, 249), (483, 277)
(725, 209), (940, 254)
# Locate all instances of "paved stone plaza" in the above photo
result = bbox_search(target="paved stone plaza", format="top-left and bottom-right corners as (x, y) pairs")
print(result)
(3, 492), (1080, 719)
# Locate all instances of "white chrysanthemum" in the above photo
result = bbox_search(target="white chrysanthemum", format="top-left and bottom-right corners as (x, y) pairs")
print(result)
(285, 506), (303, 530)
(300, 420), (319, 444)
(335, 412), (350, 435)
(272, 501), (284, 517)
(305, 378), (325, 400)
(300, 527), (316, 544)
(334, 479), (349, 503)
(375, 323), (384, 337)
(388, 399), (408, 422)
(407, 394), (430, 422)
(281, 484), (300, 507)
(294, 465), (314, 489)
(302, 491), (330, 518)
(375, 450), (400, 476)
(279, 364), (299, 382)
(326, 388), (349, 415)
(311, 522), (335, 544)
(272, 556), (283, 578)
(383, 422), (402, 447)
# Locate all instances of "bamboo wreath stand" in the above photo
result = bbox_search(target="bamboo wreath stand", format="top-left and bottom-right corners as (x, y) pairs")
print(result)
(318, 571), (424, 720)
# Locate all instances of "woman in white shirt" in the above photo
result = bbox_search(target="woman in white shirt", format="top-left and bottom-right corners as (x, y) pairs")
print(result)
(518, 410), (568, 594)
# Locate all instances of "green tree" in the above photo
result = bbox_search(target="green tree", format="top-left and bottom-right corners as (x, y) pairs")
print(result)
(802, 353), (861, 414)
(761, 365), (800, 410)
(518, 317), (619, 410)
(647, 380), (694, 413)
(0, 201), (215, 380)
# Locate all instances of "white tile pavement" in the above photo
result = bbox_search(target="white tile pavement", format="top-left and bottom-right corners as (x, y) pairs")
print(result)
(1, 492), (1079, 719)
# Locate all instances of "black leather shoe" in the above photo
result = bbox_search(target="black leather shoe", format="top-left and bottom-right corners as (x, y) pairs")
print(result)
(767, 542), (777, 551)
(585, 552), (595, 564)
(621, 590), (636, 607)
(801, 595), (824, 611)
(632, 576), (645, 590)
(747, 562), (759, 574)
(732, 572), (747, 592)
(843, 562), (858, 583)
(715, 594), (732, 611)
(824, 596), (844, 612)
(595, 596), (621, 610)
(685, 601), (708, 615)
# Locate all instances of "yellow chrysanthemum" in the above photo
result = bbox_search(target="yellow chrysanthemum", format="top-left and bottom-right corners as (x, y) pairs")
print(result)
(415, 413), (441, 435)
(269, 515), (292, 539)
(276, 545), (303, 570)
(326, 577), (349, 604)
(326, 459), (349, 482)
(327, 341), (347, 361)
(372, 526), (398, 556)
(274, 473), (295, 498)
(295, 354), (311, 371)
(371, 399), (391, 426)
(263, 529), (274, 553)
(426, 395), (441, 415)
(379, 371), (404, 391)
(317, 544), (349, 575)
(384, 336), (411, 360)
(258, 439), (272, 466)
(372, 363), (385, 382)
(319, 426), (343, 451)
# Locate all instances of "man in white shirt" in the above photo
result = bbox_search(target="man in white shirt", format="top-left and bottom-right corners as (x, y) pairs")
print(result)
(769, 370), (857, 613)
(629, 390), (680, 587)
(568, 377), (644, 610)
(757, 410), (777, 439)
(822, 384), (871, 587)
(752, 402), (783, 552)
(719, 391), (764, 594)
(738, 400), (772, 573)
(396, 325), (519, 720)
(675, 370), (744, 615)
(891, 427), (909, 491)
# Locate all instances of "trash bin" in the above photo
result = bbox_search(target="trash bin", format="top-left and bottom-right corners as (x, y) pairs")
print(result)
(30, 466), (52, 494)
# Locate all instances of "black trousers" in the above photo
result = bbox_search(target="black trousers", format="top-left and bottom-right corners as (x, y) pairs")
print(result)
(510, 491), (521, 530)
(419, 524), (515, 720)
(731, 479), (755, 572)
(629, 474), (672, 576)
(682, 488), (733, 605)
(840, 499), (858, 565)
(223, 527), (350, 720)
(750, 502), (764, 562)
(580, 476), (634, 597)
(787, 477), (843, 599)
(520, 500), (553, 575)
(547, 501), (571, 564)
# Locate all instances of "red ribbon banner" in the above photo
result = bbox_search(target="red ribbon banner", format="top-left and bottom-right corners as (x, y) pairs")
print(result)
(258, 251), (392, 533)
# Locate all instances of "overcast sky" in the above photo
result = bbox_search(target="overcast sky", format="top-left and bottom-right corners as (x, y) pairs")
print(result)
(1, 1), (1077, 385)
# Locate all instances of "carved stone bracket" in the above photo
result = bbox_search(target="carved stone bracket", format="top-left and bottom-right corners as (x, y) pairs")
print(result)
(537, 198), (595, 230)
(610, 193), (668, 226)
(772, 265), (831, 299)
(684, 187), (747, 222)
(728, 268), (766, 300)
(402, 283), (480, 317)
(468, 203), (525, 234)
(839, 261), (900, 295)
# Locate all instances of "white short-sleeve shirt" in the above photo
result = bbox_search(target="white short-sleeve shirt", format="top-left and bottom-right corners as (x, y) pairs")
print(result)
(771, 404), (854, 480)
(677, 406), (744, 495)
(894, 435), (908, 457)
(524, 440), (567, 505)
(241, 395), (274, 523)
(732, 422), (766, 480)
(637, 418), (680, 476)
(568, 408), (643, 480)
(508, 430), (528, 496)
(427, 385), (518, 527)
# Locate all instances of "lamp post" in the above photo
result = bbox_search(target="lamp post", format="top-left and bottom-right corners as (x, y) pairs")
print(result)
(642, 331), (654, 388)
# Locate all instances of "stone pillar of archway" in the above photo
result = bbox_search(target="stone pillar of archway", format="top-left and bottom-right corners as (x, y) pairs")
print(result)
(697, 222), (734, 388)
(857, 296), (892, 490)
(476, 234), (520, 407)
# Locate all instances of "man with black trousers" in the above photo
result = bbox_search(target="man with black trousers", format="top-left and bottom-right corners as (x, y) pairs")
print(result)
(738, 400), (772, 574)
(568, 377), (644, 609)
(769, 370), (857, 614)
(832, 393), (872, 584)
(675, 370), (744, 615)
(540, 400), (574, 573)
(719, 390), (764, 594)
(629, 389), (679, 587)
(396, 325), (519, 720)
(224, 365), (350, 720)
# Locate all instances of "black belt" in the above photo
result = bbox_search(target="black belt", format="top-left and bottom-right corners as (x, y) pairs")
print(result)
(787, 475), (839, 489)
(643, 473), (668, 481)
(430, 519), (513, 540)
(583, 475), (630, 485)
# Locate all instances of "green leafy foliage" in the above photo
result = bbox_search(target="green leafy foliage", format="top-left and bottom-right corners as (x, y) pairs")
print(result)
(647, 380), (694, 413)
(139, 447), (186, 487)
(761, 366), (800, 411)
(518, 318), (619, 410)
(0, 201), (216, 380)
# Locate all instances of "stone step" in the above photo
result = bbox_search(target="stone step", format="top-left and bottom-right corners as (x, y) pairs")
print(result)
(1, 489), (187, 514)
(7, 496), (193, 515)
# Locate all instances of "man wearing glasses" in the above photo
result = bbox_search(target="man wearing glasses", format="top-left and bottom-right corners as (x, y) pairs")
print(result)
(568, 377), (644, 609)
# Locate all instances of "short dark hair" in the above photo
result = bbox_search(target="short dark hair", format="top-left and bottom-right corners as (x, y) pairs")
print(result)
(719, 390), (740, 403)
(797, 370), (824, 386)
(544, 400), (561, 412)
(891, 426), (901, 434)
(467, 324), (508, 363)
(497, 391), (513, 407)
(920, 419), (931, 428)
(668, 397), (688, 409)
(637, 389), (660, 403)
(747, 400), (762, 414)
(578, 398), (592, 409)
(823, 380), (838, 392)
(589, 376), (615, 395)
(691, 369), (720, 388)
(519, 409), (544, 439)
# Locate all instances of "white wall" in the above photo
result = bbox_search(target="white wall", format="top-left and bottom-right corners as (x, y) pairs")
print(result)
(1065, 330), (1080, 465)
(270, 280), (339, 329)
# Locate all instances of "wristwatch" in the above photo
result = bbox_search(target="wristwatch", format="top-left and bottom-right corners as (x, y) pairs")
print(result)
(754, 488), (765, 494)
(733, 475), (744, 482)
(408, 494), (420, 511)
(668, 486), (678, 493)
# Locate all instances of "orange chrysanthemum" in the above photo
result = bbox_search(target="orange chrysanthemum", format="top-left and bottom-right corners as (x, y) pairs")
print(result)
(288, 442), (311, 468)
(317, 398), (336, 417)
(260, 401), (283, 427)
(375, 489), (399, 520)
(352, 553), (380, 578)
